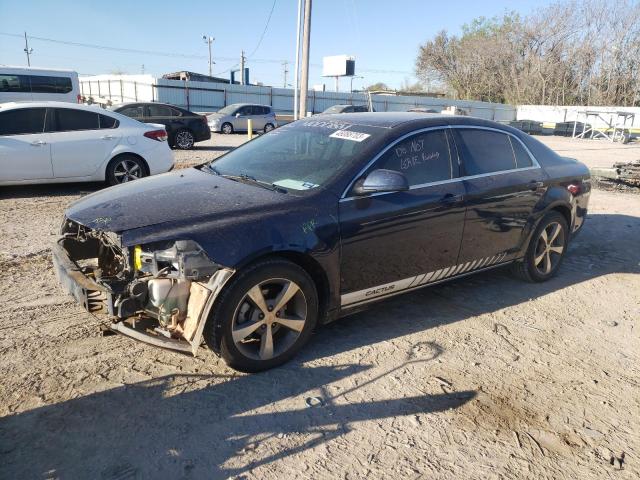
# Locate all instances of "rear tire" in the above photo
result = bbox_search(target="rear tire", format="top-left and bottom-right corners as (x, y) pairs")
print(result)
(203, 258), (318, 372)
(105, 155), (147, 186)
(264, 123), (275, 133)
(174, 129), (195, 149)
(221, 123), (234, 135)
(512, 211), (568, 282)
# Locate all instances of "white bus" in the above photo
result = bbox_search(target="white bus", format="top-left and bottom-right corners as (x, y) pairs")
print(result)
(0, 66), (80, 104)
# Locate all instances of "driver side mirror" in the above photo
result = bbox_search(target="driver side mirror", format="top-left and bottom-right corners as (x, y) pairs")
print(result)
(353, 169), (409, 195)
(235, 113), (242, 118)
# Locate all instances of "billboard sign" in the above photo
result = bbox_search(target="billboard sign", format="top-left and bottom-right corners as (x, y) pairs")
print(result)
(322, 55), (356, 77)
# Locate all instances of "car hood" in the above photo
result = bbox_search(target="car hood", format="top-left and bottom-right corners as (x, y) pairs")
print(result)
(207, 113), (225, 121)
(65, 167), (293, 233)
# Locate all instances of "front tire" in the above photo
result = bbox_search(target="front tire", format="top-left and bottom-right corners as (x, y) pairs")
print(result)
(174, 129), (195, 149)
(204, 258), (318, 372)
(106, 155), (147, 186)
(221, 123), (234, 135)
(513, 211), (568, 282)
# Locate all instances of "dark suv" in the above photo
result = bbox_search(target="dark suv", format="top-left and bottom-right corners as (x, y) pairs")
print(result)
(112, 102), (210, 149)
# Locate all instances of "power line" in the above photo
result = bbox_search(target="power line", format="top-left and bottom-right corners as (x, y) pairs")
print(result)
(247, 0), (277, 58)
(0, 31), (413, 75)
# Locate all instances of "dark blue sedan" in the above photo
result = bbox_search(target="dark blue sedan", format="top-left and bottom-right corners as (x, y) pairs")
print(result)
(53, 113), (591, 372)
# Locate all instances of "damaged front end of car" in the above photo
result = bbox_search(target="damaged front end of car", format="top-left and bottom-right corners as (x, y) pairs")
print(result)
(52, 218), (234, 355)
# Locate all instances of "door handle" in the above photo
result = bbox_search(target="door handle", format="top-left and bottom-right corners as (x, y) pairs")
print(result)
(441, 193), (463, 204)
(529, 180), (544, 190)
(30, 140), (46, 146)
(101, 135), (115, 140)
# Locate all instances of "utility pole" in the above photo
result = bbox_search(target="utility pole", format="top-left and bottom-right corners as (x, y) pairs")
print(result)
(293, 0), (303, 119)
(240, 50), (246, 85)
(141, 64), (145, 74)
(24, 32), (33, 67)
(282, 61), (289, 88)
(203, 36), (214, 77)
(350, 75), (364, 93)
(299, 0), (312, 118)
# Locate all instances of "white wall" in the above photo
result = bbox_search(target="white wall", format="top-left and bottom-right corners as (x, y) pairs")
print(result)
(517, 105), (640, 128)
(79, 74), (517, 121)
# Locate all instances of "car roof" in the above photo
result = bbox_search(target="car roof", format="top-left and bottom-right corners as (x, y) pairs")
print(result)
(310, 112), (510, 131)
(225, 103), (271, 108)
(0, 101), (109, 113)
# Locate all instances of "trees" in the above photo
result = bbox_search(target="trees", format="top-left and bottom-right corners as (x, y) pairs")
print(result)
(365, 82), (391, 92)
(415, 0), (640, 106)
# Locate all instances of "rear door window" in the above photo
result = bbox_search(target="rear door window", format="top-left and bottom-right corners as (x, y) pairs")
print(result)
(53, 108), (100, 131)
(374, 129), (454, 186)
(0, 108), (46, 135)
(148, 104), (173, 117)
(454, 129), (516, 176)
(117, 105), (144, 118)
(30, 75), (73, 93)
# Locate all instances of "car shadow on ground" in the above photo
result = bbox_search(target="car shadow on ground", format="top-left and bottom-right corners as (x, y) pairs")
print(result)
(0, 213), (638, 478)
(188, 145), (234, 152)
(0, 182), (104, 200)
(0, 356), (474, 478)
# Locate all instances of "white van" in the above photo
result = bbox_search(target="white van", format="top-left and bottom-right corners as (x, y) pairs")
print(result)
(0, 66), (80, 104)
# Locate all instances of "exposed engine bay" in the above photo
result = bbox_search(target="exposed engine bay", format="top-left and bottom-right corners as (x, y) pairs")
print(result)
(53, 219), (234, 354)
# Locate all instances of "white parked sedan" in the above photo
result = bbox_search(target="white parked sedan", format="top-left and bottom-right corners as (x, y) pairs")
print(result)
(0, 101), (174, 186)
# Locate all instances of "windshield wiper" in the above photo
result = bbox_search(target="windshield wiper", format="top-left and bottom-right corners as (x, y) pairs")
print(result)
(209, 169), (288, 193)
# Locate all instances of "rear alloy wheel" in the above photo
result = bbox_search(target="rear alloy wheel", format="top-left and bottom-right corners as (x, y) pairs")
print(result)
(204, 258), (318, 372)
(264, 123), (275, 133)
(221, 123), (234, 135)
(106, 156), (146, 186)
(174, 129), (195, 149)
(513, 211), (568, 282)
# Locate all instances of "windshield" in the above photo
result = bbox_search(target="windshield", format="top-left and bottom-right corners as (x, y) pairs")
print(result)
(217, 105), (239, 115)
(323, 105), (346, 114)
(209, 120), (384, 191)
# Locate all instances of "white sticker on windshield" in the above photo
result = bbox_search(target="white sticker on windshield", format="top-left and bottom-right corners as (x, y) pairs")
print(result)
(329, 130), (370, 142)
(273, 179), (319, 190)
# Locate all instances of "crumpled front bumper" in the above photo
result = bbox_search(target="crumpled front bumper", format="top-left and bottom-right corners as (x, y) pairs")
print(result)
(52, 239), (235, 355)
(52, 240), (113, 315)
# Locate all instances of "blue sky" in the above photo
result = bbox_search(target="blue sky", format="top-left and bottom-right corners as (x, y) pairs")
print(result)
(0, 0), (554, 90)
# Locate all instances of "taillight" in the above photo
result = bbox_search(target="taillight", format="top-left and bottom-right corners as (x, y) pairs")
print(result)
(567, 183), (581, 196)
(144, 129), (168, 142)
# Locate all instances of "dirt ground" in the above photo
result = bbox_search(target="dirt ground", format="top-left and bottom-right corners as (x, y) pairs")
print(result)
(0, 134), (639, 479)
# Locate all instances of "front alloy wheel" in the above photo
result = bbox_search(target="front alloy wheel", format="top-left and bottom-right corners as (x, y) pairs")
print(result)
(232, 279), (307, 361)
(204, 258), (318, 372)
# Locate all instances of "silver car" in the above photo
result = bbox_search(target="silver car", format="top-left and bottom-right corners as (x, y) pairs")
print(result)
(208, 103), (277, 134)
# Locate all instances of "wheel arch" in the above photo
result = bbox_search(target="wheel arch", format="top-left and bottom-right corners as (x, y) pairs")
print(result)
(236, 250), (331, 323)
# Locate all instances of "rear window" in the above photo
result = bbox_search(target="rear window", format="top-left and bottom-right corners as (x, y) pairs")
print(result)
(510, 136), (533, 168)
(0, 108), (46, 135)
(29, 75), (73, 94)
(455, 129), (516, 176)
(54, 108), (100, 131)
(99, 114), (119, 129)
